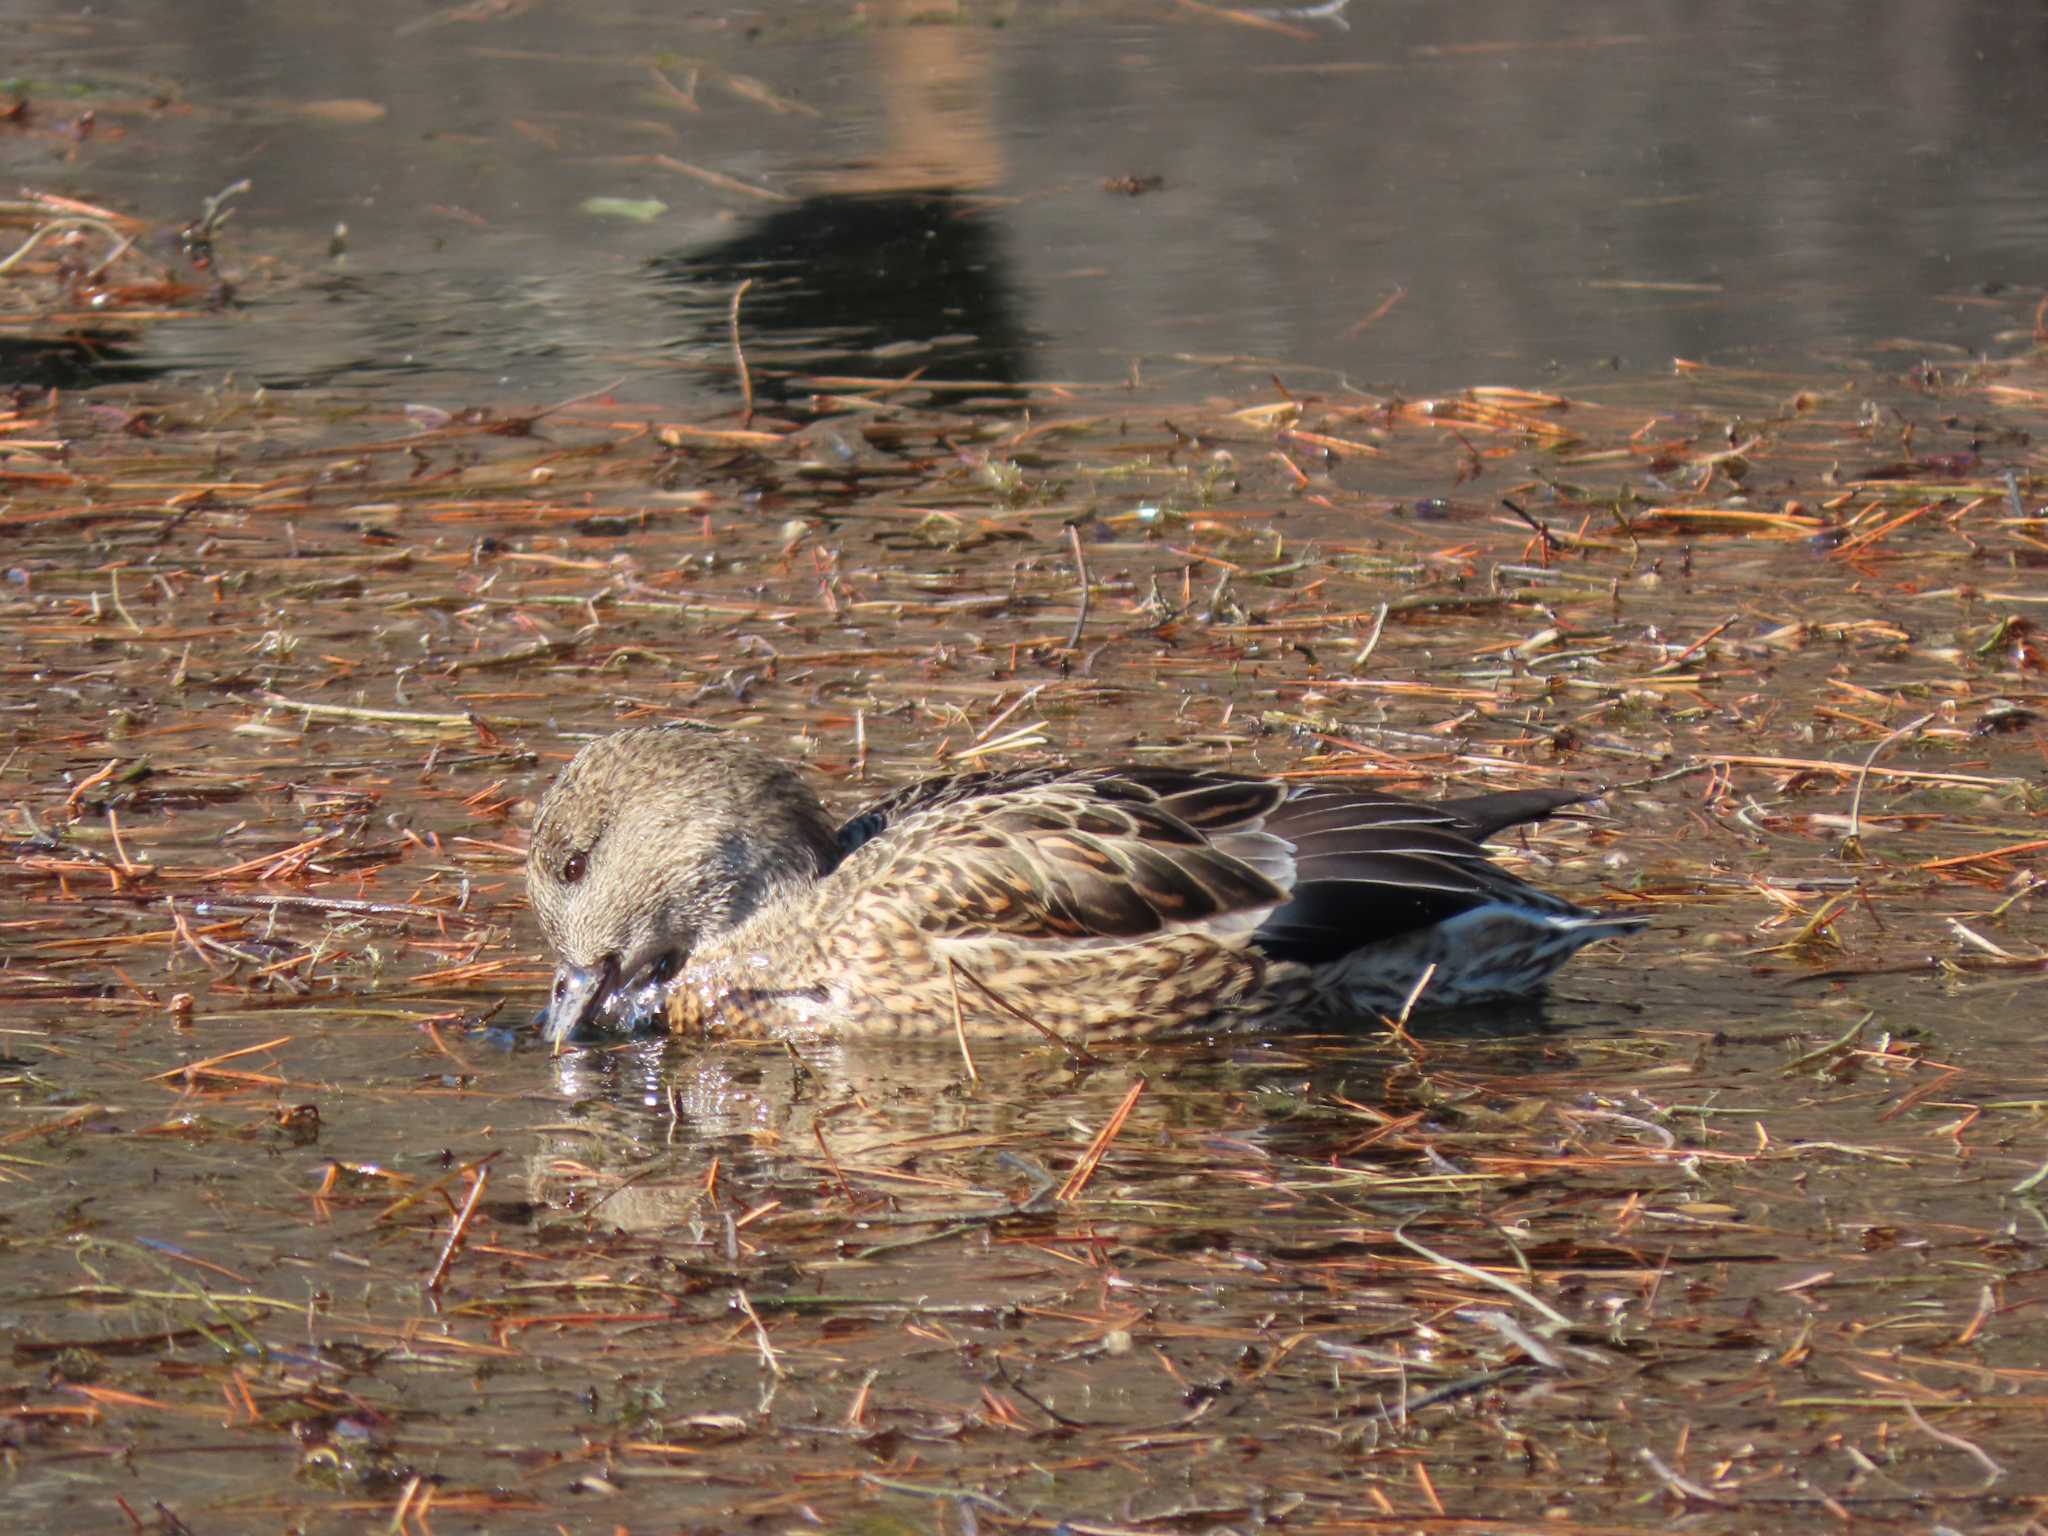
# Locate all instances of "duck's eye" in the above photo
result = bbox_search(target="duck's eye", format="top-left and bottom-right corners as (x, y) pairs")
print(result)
(561, 851), (589, 886)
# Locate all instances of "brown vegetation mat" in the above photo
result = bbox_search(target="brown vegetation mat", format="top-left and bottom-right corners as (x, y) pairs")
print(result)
(4, 303), (2048, 1530)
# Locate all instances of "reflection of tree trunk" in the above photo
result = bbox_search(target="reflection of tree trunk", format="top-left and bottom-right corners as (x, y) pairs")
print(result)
(650, 0), (1024, 399)
(799, 0), (1005, 196)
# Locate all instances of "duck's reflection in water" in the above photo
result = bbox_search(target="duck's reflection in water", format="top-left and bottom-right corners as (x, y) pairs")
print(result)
(531, 1036), (1096, 1233)
(520, 1004), (1608, 1235)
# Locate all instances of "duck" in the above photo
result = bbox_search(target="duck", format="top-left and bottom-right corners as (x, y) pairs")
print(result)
(527, 724), (1643, 1045)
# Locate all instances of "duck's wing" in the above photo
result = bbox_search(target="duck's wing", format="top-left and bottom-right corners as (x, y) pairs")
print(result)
(833, 767), (1063, 858)
(833, 769), (1293, 943)
(1249, 784), (1606, 963)
(834, 769), (1617, 956)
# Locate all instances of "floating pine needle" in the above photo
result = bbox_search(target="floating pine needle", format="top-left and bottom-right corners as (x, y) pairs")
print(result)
(1057, 1076), (1146, 1202)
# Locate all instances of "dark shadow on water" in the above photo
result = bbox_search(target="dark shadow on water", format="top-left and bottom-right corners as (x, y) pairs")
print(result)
(649, 192), (1032, 409)
(1400, 994), (1616, 1041)
(0, 335), (170, 390)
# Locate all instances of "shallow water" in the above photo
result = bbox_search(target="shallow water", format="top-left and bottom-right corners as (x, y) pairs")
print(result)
(1, 355), (2045, 1527)
(3, 2), (2048, 1530)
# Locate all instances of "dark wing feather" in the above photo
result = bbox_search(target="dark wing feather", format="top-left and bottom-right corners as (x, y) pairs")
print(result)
(1430, 787), (1599, 841)
(1251, 783), (1597, 964)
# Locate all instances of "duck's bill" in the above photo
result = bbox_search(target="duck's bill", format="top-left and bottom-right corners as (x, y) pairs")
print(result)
(537, 957), (671, 1044)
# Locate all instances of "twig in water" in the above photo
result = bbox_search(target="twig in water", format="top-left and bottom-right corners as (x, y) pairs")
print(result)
(1501, 497), (1564, 552)
(1844, 711), (1935, 854)
(426, 1160), (491, 1291)
(733, 1288), (784, 1377)
(518, 374), (629, 427)
(1391, 1219), (1573, 1333)
(1395, 960), (1436, 1026)
(1637, 1447), (1737, 1507)
(946, 959), (979, 1086)
(729, 278), (755, 427)
(0, 216), (129, 276)
(83, 232), (137, 284)
(107, 570), (143, 634)
(948, 960), (1103, 1068)
(1057, 1076), (1145, 1201)
(1352, 600), (1389, 672)
(812, 1121), (854, 1202)
(973, 683), (1044, 744)
(1779, 1010), (1872, 1074)
(387, 1474), (426, 1534)
(1065, 522), (1091, 649)
(1383, 960), (1435, 1061)
(1901, 1397), (2004, 1490)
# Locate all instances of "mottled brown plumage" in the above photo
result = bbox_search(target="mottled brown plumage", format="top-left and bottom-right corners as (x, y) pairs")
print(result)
(528, 725), (1644, 1044)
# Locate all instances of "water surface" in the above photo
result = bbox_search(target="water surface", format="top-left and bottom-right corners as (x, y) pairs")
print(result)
(3, 0), (2041, 401)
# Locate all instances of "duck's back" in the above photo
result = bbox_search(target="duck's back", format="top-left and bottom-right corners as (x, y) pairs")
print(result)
(732, 767), (1640, 1037)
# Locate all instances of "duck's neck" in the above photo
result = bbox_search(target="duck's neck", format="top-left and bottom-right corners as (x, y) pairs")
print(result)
(685, 852), (836, 997)
(697, 793), (841, 956)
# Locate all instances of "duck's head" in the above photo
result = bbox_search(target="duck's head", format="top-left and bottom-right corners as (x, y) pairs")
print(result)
(527, 728), (840, 1043)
